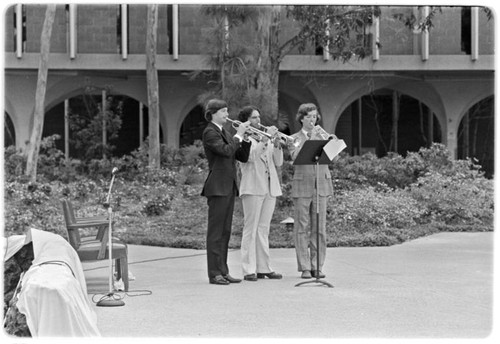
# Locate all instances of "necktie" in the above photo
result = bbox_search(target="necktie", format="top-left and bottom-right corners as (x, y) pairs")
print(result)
(307, 132), (312, 140)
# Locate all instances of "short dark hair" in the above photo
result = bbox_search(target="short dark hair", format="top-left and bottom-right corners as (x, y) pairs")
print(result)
(204, 99), (228, 121)
(238, 105), (260, 122)
(296, 103), (321, 126)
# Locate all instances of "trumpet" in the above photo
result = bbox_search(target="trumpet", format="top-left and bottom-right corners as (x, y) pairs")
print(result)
(311, 125), (336, 140)
(226, 118), (273, 141)
(257, 124), (299, 147)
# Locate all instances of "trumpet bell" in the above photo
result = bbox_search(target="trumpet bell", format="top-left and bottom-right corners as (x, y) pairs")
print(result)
(311, 125), (335, 140)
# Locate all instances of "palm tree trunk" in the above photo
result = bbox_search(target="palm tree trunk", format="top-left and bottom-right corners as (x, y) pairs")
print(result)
(255, 6), (281, 122)
(146, 4), (160, 169)
(25, 4), (56, 182)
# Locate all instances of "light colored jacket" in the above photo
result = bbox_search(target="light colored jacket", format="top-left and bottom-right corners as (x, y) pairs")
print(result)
(239, 137), (283, 197)
(287, 130), (334, 198)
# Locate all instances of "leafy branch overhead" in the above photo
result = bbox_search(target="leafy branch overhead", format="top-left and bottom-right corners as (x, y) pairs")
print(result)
(284, 5), (380, 62)
(193, 5), (382, 124)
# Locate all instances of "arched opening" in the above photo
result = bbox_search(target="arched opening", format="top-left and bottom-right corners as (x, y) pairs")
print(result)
(42, 94), (163, 160)
(336, 89), (442, 157)
(457, 96), (494, 178)
(179, 105), (206, 147)
(4, 112), (16, 148)
(278, 92), (301, 135)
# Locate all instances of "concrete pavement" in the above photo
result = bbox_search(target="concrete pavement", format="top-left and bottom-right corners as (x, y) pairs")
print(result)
(83, 232), (495, 339)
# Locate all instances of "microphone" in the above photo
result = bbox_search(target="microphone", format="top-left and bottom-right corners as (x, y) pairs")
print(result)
(104, 168), (118, 208)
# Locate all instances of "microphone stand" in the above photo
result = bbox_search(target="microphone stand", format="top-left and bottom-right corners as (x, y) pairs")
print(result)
(96, 168), (125, 307)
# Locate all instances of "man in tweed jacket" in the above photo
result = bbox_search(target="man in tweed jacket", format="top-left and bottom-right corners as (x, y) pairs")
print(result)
(287, 103), (335, 279)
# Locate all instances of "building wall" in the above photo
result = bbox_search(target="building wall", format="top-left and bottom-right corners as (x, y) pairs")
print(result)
(429, 7), (463, 55)
(479, 8), (495, 54)
(128, 5), (147, 54)
(77, 5), (118, 54)
(50, 5), (69, 53)
(179, 5), (213, 54)
(4, 5), (15, 52)
(379, 7), (415, 55)
(3, 4), (495, 157)
(5, 5), (494, 56)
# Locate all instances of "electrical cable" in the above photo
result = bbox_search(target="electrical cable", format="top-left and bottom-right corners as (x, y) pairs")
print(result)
(91, 289), (152, 304)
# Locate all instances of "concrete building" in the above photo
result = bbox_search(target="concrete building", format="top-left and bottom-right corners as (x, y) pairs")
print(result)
(3, 4), (495, 174)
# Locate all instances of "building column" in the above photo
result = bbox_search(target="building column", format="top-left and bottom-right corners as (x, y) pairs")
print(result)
(446, 118), (459, 159)
(429, 78), (493, 160)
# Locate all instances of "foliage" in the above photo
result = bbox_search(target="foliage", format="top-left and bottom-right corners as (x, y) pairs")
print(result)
(408, 169), (493, 226)
(325, 143), (486, 192)
(3, 145), (26, 182)
(392, 6), (442, 32)
(3, 141), (493, 249)
(194, 5), (261, 114)
(328, 185), (425, 229)
(3, 180), (64, 236)
(193, 5), (381, 124)
(285, 5), (379, 60)
(68, 94), (124, 161)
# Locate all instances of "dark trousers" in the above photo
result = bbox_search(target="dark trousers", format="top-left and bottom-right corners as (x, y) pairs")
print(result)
(206, 190), (236, 279)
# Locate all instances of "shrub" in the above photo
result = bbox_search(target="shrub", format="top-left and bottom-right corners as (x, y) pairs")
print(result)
(3, 140), (493, 250)
(141, 196), (172, 216)
(3, 181), (65, 236)
(4, 146), (26, 181)
(408, 169), (494, 226)
(330, 151), (417, 190)
(328, 185), (425, 229)
(328, 143), (485, 191)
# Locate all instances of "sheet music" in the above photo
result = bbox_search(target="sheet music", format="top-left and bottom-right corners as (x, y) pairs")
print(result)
(323, 138), (347, 160)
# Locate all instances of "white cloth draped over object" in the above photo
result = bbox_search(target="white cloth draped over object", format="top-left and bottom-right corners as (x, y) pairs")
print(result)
(3, 228), (101, 337)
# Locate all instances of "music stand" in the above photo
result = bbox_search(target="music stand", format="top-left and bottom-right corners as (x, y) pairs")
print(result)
(293, 140), (334, 288)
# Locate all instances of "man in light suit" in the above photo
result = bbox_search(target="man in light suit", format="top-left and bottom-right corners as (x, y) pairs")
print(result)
(201, 99), (251, 285)
(237, 106), (283, 282)
(287, 103), (335, 279)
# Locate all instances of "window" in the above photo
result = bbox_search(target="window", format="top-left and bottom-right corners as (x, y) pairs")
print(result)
(461, 7), (471, 54)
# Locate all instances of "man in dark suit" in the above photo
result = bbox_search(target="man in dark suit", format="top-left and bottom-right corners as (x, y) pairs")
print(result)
(201, 99), (251, 285)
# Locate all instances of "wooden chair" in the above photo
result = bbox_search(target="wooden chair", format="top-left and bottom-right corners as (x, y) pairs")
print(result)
(62, 199), (108, 241)
(61, 199), (129, 291)
(67, 199), (108, 222)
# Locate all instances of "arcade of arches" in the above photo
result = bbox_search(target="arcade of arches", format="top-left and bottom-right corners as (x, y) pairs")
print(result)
(4, 93), (494, 177)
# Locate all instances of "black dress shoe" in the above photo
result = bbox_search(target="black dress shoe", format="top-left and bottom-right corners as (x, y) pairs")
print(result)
(223, 274), (242, 283)
(209, 275), (230, 285)
(256, 272), (283, 279)
(311, 270), (326, 278)
(244, 274), (258, 281)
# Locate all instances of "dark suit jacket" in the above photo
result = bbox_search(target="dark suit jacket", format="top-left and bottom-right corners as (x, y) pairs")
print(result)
(201, 122), (251, 197)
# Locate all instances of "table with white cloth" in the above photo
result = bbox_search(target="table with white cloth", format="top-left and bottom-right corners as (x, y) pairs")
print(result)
(3, 228), (101, 337)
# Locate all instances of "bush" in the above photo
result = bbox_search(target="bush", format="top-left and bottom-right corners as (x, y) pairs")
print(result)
(3, 140), (493, 249)
(408, 169), (493, 226)
(3, 181), (66, 236)
(328, 143), (482, 191)
(328, 185), (425, 229)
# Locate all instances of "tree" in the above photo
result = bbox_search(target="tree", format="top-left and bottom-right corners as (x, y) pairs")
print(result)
(68, 94), (123, 161)
(146, 4), (160, 169)
(25, 4), (56, 181)
(194, 5), (379, 125)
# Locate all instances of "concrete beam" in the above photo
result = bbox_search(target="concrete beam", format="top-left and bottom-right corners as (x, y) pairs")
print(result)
(5, 53), (494, 72)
